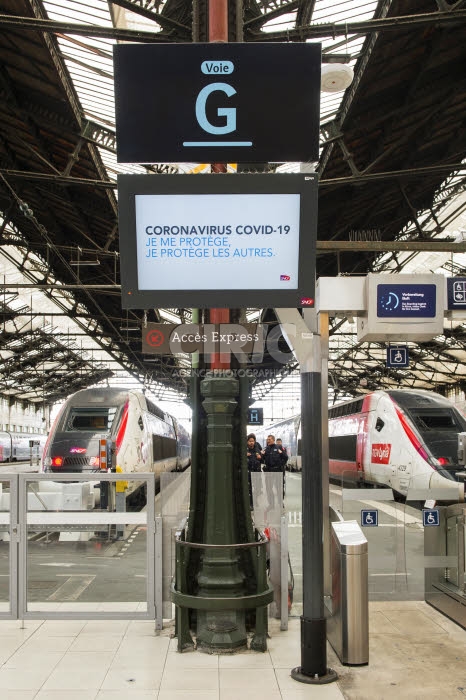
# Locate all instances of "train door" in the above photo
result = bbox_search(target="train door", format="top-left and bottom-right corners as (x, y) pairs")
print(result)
(114, 398), (139, 474)
(355, 405), (371, 479)
(0, 432), (11, 461)
(11, 434), (18, 461)
(134, 412), (150, 473)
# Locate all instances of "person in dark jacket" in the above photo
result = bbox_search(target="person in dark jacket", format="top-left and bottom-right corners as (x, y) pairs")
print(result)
(261, 434), (286, 507)
(276, 439), (288, 467)
(276, 438), (288, 498)
(247, 433), (262, 508)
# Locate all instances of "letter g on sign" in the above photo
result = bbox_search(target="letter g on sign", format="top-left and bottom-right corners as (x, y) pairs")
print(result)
(195, 82), (237, 135)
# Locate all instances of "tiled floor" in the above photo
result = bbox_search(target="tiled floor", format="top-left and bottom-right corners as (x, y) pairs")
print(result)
(0, 601), (465, 699)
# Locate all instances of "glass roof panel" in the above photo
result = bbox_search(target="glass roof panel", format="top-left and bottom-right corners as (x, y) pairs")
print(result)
(6, 0), (460, 405)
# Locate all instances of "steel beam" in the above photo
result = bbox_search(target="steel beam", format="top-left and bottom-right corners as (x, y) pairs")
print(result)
(0, 13), (175, 42)
(0, 8), (464, 42)
(316, 240), (466, 253)
(110, 0), (191, 35)
(248, 9), (466, 41)
(320, 163), (466, 187)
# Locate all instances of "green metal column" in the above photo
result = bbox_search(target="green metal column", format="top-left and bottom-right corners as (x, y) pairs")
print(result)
(196, 372), (247, 650)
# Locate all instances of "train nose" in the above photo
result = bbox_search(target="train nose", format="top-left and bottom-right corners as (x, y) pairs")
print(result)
(429, 469), (465, 502)
(47, 436), (100, 472)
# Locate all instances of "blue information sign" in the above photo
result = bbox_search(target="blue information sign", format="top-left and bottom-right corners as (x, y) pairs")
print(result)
(247, 408), (263, 425)
(447, 278), (466, 310)
(377, 284), (436, 318)
(386, 346), (409, 368)
(361, 509), (378, 527)
(423, 509), (440, 527)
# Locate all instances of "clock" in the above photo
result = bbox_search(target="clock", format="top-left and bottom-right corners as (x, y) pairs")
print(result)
(379, 291), (400, 312)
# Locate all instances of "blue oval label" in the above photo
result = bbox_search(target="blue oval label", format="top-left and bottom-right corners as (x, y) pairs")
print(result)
(201, 60), (234, 75)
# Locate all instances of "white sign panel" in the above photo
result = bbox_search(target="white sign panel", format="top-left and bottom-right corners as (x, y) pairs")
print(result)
(135, 194), (300, 291)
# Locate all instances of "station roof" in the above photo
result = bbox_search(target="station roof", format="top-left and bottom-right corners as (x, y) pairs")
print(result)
(0, 0), (465, 405)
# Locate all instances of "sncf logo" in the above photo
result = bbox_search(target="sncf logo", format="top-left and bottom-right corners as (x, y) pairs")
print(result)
(371, 443), (391, 464)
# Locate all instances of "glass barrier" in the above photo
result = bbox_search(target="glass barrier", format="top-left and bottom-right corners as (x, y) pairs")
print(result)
(249, 467), (458, 617)
(406, 479), (466, 607)
(251, 472), (287, 620)
(283, 469), (302, 618)
(19, 473), (155, 619)
(337, 471), (406, 599)
(0, 476), (14, 617)
(332, 472), (466, 603)
(159, 470), (190, 620)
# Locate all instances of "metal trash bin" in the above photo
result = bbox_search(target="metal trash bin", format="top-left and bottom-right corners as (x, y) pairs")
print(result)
(327, 520), (368, 665)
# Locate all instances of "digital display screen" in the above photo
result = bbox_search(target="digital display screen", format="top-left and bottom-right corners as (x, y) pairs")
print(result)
(136, 193), (300, 291)
(113, 43), (321, 164)
(377, 284), (436, 318)
(118, 173), (318, 309)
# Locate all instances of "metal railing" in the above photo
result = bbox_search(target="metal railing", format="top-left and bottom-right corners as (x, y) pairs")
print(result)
(0, 473), (161, 625)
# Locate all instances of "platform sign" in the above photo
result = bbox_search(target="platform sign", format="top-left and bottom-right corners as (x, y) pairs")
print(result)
(113, 43), (321, 164)
(447, 278), (466, 310)
(247, 408), (263, 425)
(386, 346), (409, 368)
(423, 509), (440, 527)
(142, 323), (260, 354)
(361, 510), (378, 527)
(377, 284), (436, 318)
(118, 173), (318, 309)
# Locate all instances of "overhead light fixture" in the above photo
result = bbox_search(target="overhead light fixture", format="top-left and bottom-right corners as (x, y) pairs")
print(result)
(119, 327), (139, 331)
(321, 63), (354, 93)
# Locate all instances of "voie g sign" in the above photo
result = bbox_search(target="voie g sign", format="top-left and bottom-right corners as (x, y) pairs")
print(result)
(113, 43), (321, 163)
(118, 173), (317, 309)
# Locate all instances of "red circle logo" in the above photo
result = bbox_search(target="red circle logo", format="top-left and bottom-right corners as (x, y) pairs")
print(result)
(146, 329), (164, 347)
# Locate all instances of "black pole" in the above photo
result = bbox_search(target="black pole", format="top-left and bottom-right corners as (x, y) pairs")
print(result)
(292, 367), (337, 684)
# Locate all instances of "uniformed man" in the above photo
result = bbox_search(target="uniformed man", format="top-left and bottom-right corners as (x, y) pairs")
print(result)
(247, 433), (262, 508)
(261, 434), (287, 507)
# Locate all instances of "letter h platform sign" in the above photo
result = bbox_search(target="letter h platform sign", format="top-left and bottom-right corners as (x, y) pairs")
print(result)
(247, 408), (263, 425)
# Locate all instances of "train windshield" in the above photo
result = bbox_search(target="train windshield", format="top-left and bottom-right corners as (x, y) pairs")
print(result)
(65, 407), (117, 432)
(408, 407), (466, 465)
(410, 410), (462, 432)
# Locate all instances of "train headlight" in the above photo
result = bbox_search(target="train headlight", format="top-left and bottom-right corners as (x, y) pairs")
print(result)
(51, 456), (64, 467)
(437, 457), (450, 466)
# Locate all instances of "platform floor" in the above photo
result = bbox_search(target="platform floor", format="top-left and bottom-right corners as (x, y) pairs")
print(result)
(0, 601), (465, 699)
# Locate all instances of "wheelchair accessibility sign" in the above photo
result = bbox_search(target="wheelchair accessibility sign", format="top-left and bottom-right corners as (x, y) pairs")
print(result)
(423, 509), (440, 527)
(361, 509), (378, 527)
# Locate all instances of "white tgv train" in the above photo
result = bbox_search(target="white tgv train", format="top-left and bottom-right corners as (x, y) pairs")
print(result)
(41, 388), (191, 494)
(0, 431), (46, 462)
(257, 390), (466, 499)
